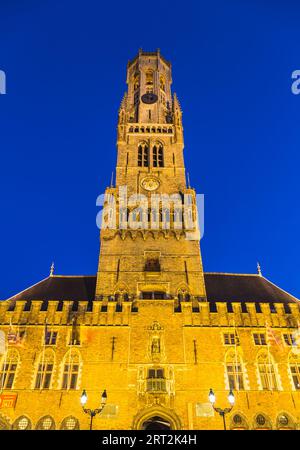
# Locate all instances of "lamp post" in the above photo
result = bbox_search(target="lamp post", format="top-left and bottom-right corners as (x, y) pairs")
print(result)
(80, 389), (107, 430)
(208, 388), (235, 430)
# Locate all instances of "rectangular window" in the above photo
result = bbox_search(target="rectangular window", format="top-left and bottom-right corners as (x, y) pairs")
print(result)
(147, 368), (166, 392)
(290, 365), (300, 390)
(283, 333), (296, 346)
(253, 333), (267, 345)
(45, 331), (58, 346)
(0, 363), (17, 389)
(259, 363), (278, 390)
(35, 363), (53, 389)
(227, 364), (244, 390)
(62, 364), (79, 390)
(224, 333), (239, 345)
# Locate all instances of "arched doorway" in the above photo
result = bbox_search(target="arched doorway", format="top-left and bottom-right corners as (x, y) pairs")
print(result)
(132, 406), (182, 430)
(142, 416), (172, 430)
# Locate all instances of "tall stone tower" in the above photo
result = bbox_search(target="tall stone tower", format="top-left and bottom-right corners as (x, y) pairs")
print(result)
(95, 50), (206, 306)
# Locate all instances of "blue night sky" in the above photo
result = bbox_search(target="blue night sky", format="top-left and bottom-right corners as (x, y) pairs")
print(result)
(0, 0), (299, 299)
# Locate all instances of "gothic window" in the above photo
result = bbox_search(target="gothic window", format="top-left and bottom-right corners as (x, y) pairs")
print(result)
(0, 349), (19, 389)
(34, 349), (55, 389)
(152, 144), (164, 168)
(13, 416), (31, 430)
(257, 352), (278, 390)
(230, 413), (249, 430)
(276, 413), (295, 430)
(145, 69), (153, 86)
(60, 416), (80, 430)
(61, 350), (81, 390)
(160, 75), (165, 92)
(147, 368), (166, 392)
(289, 354), (300, 390)
(254, 413), (272, 430)
(133, 73), (140, 91)
(36, 416), (55, 430)
(225, 351), (245, 390)
(138, 144), (149, 167)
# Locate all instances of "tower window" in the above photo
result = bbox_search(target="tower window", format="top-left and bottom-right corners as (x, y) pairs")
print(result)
(138, 144), (149, 167)
(152, 144), (164, 168)
(145, 69), (153, 86)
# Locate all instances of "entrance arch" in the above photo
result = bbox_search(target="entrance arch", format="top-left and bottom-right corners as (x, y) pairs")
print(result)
(132, 406), (182, 430)
(142, 416), (171, 430)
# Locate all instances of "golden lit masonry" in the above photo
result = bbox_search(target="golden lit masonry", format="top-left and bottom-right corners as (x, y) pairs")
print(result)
(0, 49), (300, 430)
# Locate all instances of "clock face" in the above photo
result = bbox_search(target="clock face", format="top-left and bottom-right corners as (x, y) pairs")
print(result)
(141, 93), (158, 104)
(140, 176), (160, 192)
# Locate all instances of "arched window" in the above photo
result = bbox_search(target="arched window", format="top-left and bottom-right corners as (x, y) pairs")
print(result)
(133, 73), (140, 91)
(289, 353), (300, 390)
(61, 349), (81, 390)
(225, 351), (245, 390)
(277, 413), (295, 430)
(257, 352), (278, 390)
(145, 69), (153, 86)
(152, 144), (164, 168)
(13, 416), (32, 430)
(34, 349), (55, 389)
(230, 413), (249, 430)
(138, 143), (149, 167)
(160, 76), (165, 92)
(36, 415), (56, 430)
(0, 349), (19, 389)
(253, 413), (272, 430)
(60, 416), (80, 430)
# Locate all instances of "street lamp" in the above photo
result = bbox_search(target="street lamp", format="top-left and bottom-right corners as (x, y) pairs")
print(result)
(208, 388), (235, 430)
(80, 389), (107, 430)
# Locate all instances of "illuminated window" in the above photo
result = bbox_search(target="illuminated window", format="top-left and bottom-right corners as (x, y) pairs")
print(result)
(36, 416), (55, 430)
(289, 354), (300, 390)
(34, 350), (55, 389)
(257, 352), (278, 390)
(145, 69), (153, 86)
(0, 349), (19, 389)
(13, 416), (31, 430)
(225, 351), (245, 390)
(60, 416), (80, 430)
(147, 368), (166, 392)
(61, 350), (81, 390)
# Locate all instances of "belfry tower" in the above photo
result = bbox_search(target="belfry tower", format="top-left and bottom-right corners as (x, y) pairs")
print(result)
(95, 49), (206, 306)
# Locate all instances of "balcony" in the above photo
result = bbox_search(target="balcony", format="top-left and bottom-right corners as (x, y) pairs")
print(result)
(146, 378), (167, 392)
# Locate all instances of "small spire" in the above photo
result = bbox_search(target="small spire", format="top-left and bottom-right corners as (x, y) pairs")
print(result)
(257, 261), (262, 276)
(110, 171), (114, 188)
(50, 262), (55, 277)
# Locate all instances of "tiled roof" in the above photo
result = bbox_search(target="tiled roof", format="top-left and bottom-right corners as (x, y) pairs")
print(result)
(3, 273), (299, 304)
